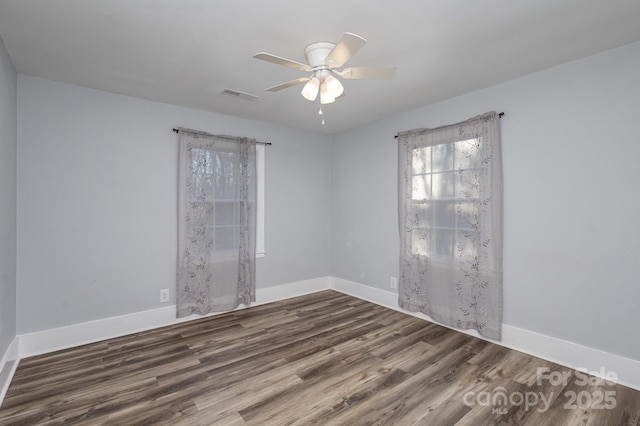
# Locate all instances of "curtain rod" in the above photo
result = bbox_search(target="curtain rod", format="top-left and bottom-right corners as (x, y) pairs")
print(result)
(393, 112), (504, 139)
(172, 127), (272, 146)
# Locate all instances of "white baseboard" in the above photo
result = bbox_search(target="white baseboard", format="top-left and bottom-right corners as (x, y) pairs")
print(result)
(330, 277), (640, 391)
(254, 276), (330, 305)
(18, 276), (331, 359)
(0, 337), (19, 407)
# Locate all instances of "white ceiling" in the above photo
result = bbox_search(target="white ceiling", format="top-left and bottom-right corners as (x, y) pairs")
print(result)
(1, 0), (640, 134)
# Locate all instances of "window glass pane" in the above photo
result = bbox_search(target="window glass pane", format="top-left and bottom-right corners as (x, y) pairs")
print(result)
(435, 229), (454, 256)
(414, 202), (433, 228)
(412, 147), (431, 174)
(412, 174), (431, 200)
(435, 201), (455, 228)
(190, 201), (214, 222)
(191, 148), (213, 175)
(411, 228), (430, 256)
(455, 230), (477, 260)
(215, 226), (236, 251)
(455, 170), (479, 200)
(432, 143), (454, 172)
(455, 201), (477, 231)
(455, 138), (477, 170)
(215, 201), (237, 226)
(190, 175), (213, 201)
(214, 151), (237, 199)
(432, 172), (454, 199)
(203, 226), (215, 248)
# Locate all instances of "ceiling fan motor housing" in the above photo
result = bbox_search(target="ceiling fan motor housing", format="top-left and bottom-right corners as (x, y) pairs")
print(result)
(304, 42), (336, 70)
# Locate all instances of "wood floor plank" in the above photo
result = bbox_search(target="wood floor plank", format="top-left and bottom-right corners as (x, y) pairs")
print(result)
(318, 350), (478, 425)
(1, 289), (638, 425)
(238, 353), (387, 424)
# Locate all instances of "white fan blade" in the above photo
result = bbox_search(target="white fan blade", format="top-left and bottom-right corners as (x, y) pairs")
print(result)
(325, 33), (367, 68)
(253, 52), (311, 72)
(340, 66), (397, 80)
(265, 77), (309, 92)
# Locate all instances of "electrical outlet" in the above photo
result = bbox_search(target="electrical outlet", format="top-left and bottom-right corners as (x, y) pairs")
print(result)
(390, 277), (398, 290)
(160, 288), (170, 303)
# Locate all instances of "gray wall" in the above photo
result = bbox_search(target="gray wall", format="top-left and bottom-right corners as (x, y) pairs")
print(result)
(332, 41), (640, 361)
(0, 35), (17, 358)
(16, 76), (332, 334)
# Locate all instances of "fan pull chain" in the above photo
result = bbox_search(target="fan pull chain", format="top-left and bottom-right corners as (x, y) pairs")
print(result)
(319, 104), (325, 125)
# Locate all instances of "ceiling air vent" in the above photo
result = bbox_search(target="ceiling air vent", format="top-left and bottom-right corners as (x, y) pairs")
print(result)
(222, 88), (259, 102)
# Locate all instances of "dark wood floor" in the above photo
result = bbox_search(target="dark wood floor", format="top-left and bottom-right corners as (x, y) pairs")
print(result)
(1, 290), (638, 425)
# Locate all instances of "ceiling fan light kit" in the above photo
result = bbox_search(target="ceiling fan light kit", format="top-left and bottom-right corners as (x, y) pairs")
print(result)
(254, 32), (397, 123)
(319, 85), (335, 105)
(324, 75), (344, 98)
(301, 77), (320, 101)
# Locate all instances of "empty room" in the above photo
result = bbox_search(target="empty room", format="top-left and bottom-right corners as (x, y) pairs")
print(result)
(0, 1), (639, 424)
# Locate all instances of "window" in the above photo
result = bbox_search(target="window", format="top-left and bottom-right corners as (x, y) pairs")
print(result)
(187, 143), (265, 259)
(410, 138), (480, 262)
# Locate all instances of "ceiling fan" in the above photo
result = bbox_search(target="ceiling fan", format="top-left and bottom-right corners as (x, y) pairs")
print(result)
(254, 32), (396, 106)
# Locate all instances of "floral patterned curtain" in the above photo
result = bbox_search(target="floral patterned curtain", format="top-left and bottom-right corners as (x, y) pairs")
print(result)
(398, 112), (503, 339)
(176, 129), (256, 317)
